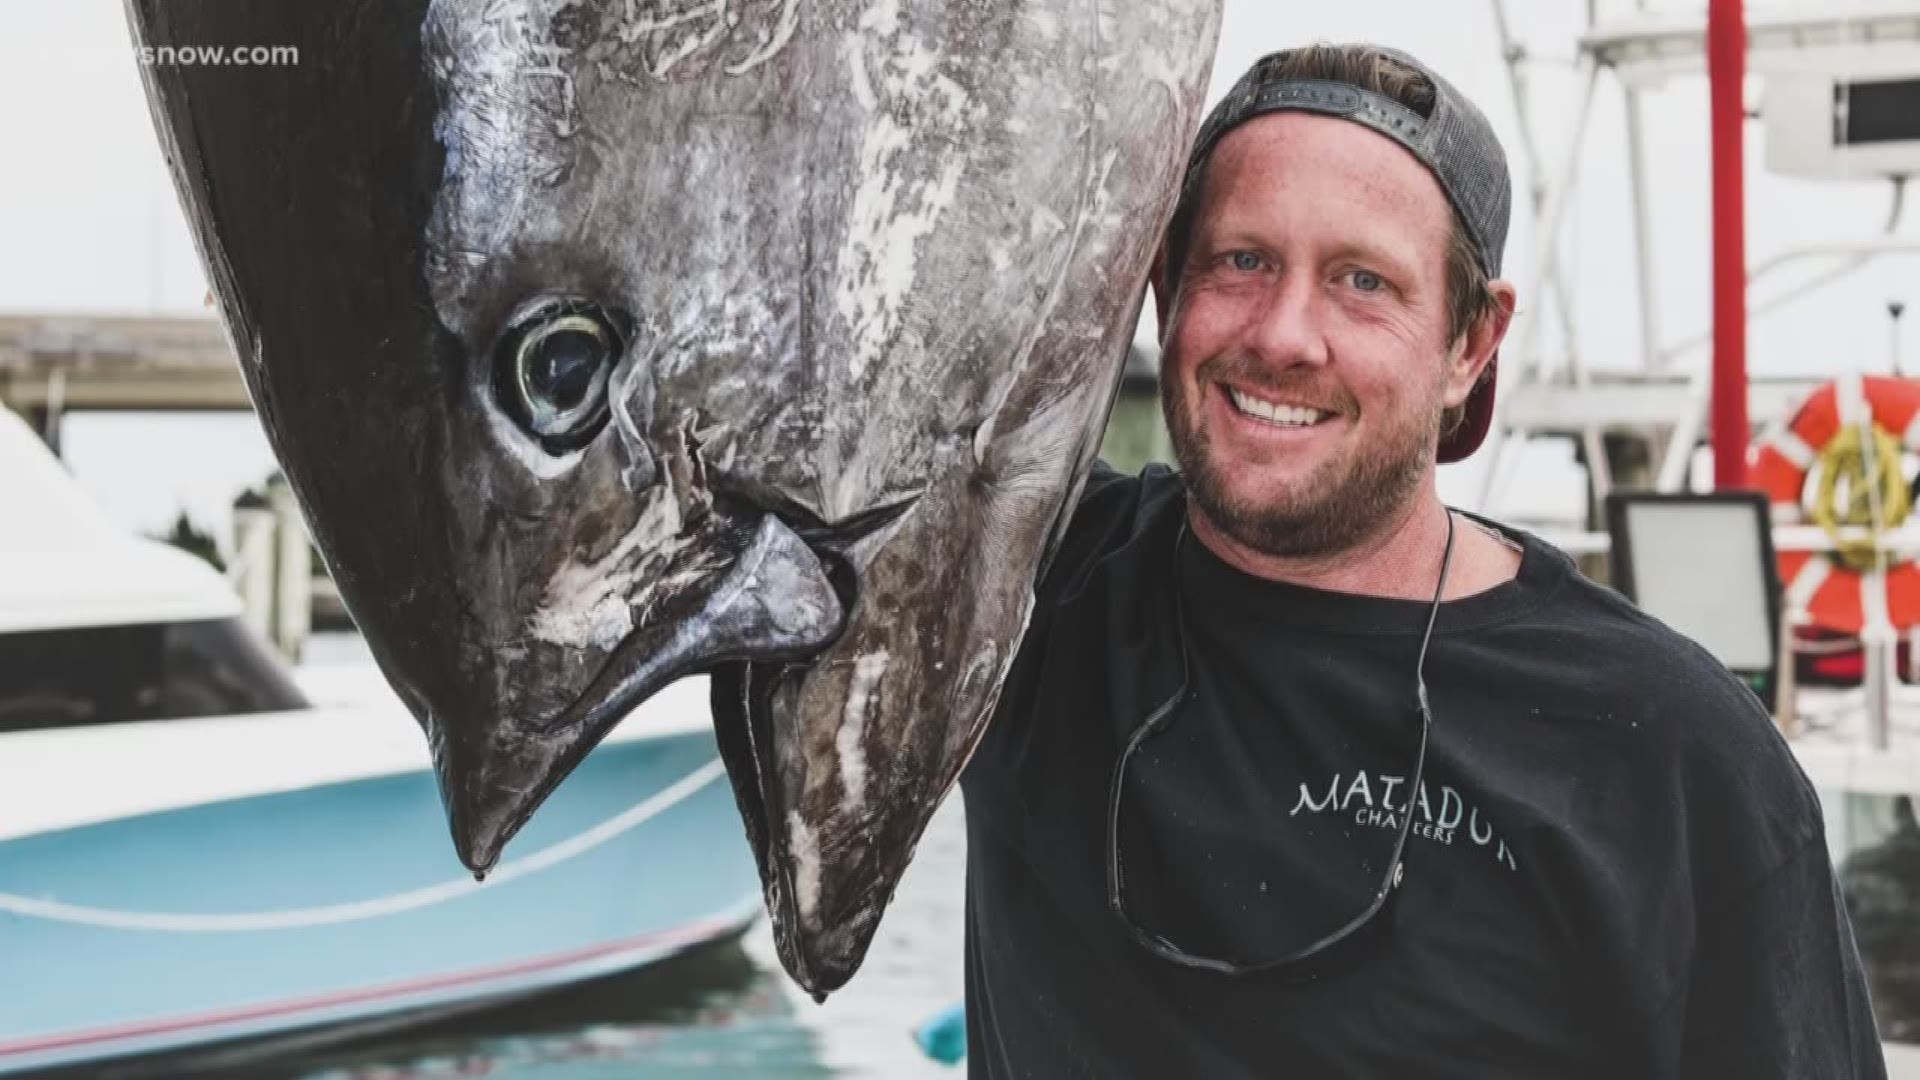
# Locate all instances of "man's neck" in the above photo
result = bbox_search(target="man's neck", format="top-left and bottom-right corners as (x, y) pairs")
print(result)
(1187, 489), (1523, 602)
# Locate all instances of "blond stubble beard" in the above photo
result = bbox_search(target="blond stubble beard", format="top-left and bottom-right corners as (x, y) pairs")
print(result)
(1161, 350), (1441, 560)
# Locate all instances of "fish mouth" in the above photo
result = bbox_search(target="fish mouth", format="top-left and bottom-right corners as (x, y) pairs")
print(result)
(704, 495), (932, 999)
(702, 492), (932, 1000)
(709, 657), (864, 998)
(440, 492), (922, 877)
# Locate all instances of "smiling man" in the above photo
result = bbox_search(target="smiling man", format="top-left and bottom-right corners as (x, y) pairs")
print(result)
(959, 43), (1885, 1078)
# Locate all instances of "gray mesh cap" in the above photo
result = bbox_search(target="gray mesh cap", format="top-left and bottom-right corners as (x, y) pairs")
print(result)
(1172, 44), (1513, 461)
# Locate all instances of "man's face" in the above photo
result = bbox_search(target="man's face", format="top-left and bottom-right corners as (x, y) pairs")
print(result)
(1160, 112), (1486, 559)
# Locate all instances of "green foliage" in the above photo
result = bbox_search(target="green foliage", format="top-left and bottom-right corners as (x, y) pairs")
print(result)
(1099, 388), (1174, 475)
(157, 511), (225, 572)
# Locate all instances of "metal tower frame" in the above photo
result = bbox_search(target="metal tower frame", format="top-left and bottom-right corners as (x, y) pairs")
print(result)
(1474, 0), (1920, 519)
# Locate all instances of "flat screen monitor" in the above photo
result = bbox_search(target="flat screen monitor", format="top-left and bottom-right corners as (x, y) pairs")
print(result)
(1605, 492), (1781, 703)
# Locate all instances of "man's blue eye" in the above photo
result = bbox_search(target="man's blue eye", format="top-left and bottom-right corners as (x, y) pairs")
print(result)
(1351, 270), (1384, 292)
(1230, 252), (1262, 272)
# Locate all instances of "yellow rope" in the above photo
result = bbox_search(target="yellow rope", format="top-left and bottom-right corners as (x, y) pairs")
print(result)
(1809, 420), (1912, 571)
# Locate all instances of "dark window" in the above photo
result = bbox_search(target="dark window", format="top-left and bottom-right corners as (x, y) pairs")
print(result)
(0, 619), (310, 732)
(1836, 78), (1920, 146)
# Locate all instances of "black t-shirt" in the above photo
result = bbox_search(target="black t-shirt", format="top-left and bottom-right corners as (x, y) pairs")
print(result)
(961, 462), (1885, 1079)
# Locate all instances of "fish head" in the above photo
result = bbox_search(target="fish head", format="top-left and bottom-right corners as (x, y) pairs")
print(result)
(128, 0), (1221, 993)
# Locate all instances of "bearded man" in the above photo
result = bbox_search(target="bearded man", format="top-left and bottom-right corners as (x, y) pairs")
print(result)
(959, 42), (1885, 1079)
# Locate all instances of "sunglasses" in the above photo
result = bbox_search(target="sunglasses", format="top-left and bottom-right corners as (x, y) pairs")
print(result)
(1104, 510), (1455, 977)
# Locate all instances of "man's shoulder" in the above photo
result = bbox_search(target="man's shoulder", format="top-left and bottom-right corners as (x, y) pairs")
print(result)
(1512, 531), (1769, 721)
(1036, 458), (1184, 604)
(1075, 457), (1183, 528)
(1499, 527), (1820, 852)
(1509, 529), (1779, 733)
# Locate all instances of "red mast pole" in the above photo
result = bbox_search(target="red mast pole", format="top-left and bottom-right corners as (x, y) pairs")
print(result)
(1708, 0), (1750, 489)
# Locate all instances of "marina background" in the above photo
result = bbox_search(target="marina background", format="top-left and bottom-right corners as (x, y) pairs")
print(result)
(4, 0), (1919, 1075)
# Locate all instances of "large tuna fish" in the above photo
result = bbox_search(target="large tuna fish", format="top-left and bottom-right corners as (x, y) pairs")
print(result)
(126, 0), (1221, 993)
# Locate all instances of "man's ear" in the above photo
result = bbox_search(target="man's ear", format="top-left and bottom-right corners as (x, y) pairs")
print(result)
(1445, 280), (1517, 407)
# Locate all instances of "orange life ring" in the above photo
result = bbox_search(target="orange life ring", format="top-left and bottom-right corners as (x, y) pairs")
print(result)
(1749, 375), (1920, 635)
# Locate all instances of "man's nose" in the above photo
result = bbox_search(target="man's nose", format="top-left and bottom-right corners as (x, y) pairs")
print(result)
(1243, 273), (1331, 370)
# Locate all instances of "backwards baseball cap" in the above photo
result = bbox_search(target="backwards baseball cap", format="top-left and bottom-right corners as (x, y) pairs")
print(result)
(1171, 45), (1514, 463)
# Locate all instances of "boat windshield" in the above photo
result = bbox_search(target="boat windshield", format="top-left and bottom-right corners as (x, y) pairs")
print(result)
(0, 618), (310, 732)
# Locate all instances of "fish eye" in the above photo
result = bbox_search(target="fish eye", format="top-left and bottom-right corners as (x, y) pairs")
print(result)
(492, 298), (627, 454)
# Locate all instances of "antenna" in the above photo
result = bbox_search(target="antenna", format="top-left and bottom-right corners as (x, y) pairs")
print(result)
(1895, 298), (1909, 378)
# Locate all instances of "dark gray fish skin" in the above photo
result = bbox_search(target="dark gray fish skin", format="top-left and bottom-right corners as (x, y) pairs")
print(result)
(127, 0), (1220, 994)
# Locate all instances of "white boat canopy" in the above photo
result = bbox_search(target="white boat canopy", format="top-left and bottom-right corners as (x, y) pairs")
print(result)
(0, 406), (239, 633)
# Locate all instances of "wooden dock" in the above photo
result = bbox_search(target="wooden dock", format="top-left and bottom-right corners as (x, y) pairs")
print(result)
(0, 313), (248, 418)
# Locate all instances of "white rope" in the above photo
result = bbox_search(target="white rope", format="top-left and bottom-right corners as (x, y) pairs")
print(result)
(0, 758), (726, 932)
(1838, 374), (1869, 427)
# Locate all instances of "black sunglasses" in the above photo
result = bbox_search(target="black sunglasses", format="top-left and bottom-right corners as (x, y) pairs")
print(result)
(1105, 510), (1456, 977)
